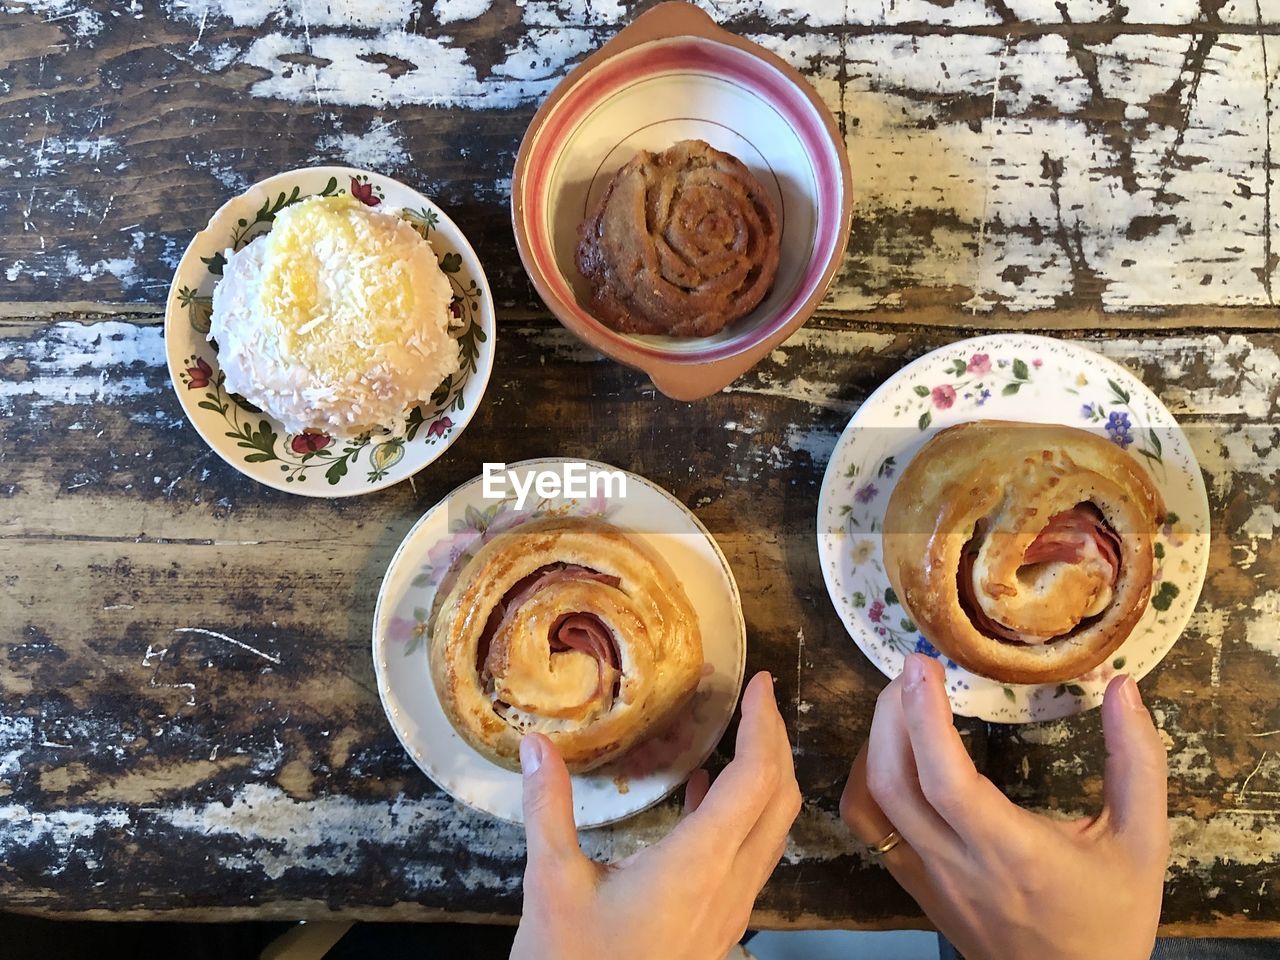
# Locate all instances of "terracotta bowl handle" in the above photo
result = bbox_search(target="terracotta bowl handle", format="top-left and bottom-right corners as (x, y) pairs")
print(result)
(646, 349), (765, 402)
(600, 2), (727, 52)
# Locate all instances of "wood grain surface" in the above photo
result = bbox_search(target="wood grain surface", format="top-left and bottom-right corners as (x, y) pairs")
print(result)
(1, 313), (1278, 931)
(2, 0), (1280, 317)
(1, 0), (1279, 936)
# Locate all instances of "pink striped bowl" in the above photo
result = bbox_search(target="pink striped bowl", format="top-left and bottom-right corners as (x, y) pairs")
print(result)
(512, 1), (852, 401)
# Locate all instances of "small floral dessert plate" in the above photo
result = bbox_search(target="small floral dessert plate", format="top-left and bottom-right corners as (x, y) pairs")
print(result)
(816, 334), (1209, 723)
(372, 458), (746, 827)
(164, 166), (495, 496)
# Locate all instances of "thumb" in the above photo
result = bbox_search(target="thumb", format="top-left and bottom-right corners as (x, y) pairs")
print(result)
(520, 733), (583, 866)
(1100, 675), (1169, 860)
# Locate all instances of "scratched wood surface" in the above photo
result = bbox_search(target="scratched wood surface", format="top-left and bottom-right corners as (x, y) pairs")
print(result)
(1, 317), (1279, 932)
(3, 0), (1280, 316)
(1, 0), (1279, 936)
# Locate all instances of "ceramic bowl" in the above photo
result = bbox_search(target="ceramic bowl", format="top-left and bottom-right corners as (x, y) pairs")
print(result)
(164, 166), (495, 497)
(512, 1), (852, 401)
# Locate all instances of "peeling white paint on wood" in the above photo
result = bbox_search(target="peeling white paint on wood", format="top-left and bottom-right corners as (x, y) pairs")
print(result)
(311, 117), (409, 171)
(1244, 590), (1280, 658)
(5, 0), (1280, 307)
(0, 321), (164, 411)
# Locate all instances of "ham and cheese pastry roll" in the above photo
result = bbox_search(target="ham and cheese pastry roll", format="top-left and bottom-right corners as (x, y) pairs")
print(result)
(883, 421), (1165, 685)
(430, 517), (703, 772)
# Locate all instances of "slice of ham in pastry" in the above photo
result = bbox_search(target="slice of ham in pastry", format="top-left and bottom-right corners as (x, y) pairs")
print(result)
(958, 504), (1122, 645)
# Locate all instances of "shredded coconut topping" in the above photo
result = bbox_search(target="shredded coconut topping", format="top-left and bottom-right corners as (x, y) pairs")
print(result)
(209, 194), (459, 437)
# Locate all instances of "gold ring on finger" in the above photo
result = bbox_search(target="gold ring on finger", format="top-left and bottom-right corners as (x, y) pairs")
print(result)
(866, 828), (902, 858)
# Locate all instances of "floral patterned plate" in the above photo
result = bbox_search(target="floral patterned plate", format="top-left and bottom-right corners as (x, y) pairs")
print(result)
(816, 334), (1209, 723)
(372, 458), (747, 827)
(164, 166), (495, 496)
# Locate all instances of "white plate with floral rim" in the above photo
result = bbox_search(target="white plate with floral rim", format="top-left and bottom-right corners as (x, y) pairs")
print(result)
(816, 334), (1209, 723)
(164, 166), (495, 496)
(372, 458), (746, 827)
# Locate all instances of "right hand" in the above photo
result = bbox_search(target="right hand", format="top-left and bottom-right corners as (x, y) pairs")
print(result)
(841, 653), (1168, 960)
(511, 671), (801, 960)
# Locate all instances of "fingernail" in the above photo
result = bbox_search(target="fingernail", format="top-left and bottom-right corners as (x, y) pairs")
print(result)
(903, 654), (926, 691)
(1118, 675), (1143, 711)
(520, 734), (543, 776)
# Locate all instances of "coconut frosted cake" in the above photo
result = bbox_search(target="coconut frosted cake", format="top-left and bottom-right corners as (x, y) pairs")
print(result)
(209, 194), (459, 438)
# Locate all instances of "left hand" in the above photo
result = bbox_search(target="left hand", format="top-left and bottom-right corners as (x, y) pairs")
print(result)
(510, 671), (801, 960)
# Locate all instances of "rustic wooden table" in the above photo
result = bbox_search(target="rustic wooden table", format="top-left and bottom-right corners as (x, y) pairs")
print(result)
(2, 0), (1279, 937)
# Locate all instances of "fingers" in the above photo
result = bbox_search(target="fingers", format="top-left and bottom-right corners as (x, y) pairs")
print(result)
(733, 724), (801, 891)
(520, 733), (584, 868)
(840, 743), (932, 898)
(1100, 675), (1169, 861)
(671, 671), (793, 857)
(865, 660), (960, 856)
(898, 655), (1010, 844)
(840, 741), (896, 845)
(684, 768), (711, 815)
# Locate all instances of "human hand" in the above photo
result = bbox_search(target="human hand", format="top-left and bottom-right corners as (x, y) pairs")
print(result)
(841, 654), (1168, 960)
(510, 671), (801, 960)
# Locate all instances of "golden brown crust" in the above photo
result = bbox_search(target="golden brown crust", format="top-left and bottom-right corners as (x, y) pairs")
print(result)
(429, 516), (703, 772)
(882, 421), (1165, 685)
(575, 139), (781, 338)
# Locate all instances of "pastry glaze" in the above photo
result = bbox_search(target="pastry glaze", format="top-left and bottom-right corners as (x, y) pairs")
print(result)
(882, 421), (1165, 684)
(575, 139), (781, 338)
(430, 517), (703, 772)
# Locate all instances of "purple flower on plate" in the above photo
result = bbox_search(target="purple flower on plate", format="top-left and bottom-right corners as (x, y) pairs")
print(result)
(855, 482), (879, 505)
(914, 636), (941, 657)
(976, 387), (992, 406)
(426, 527), (482, 576)
(868, 599), (885, 623)
(1105, 410), (1134, 448)
(386, 616), (417, 644)
(913, 635), (959, 669)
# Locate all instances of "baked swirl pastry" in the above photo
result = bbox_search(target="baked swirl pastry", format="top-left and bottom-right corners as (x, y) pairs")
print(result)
(576, 139), (781, 338)
(883, 421), (1165, 684)
(430, 517), (703, 772)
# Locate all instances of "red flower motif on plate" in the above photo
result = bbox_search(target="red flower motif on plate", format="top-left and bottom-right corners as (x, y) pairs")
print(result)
(350, 177), (380, 206)
(966, 353), (992, 376)
(931, 384), (956, 409)
(291, 432), (332, 454)
(186, 357), (212, 390)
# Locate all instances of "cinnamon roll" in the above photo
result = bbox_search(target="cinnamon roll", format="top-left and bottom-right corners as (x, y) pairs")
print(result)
(576, 139), (781, 338)
(429, 516), (703, 772)
(882, 421), (1165, 684)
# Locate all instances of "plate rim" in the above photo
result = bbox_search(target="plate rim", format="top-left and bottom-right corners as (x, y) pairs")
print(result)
(370, 456), (748, 827)
(163, 164), (497, 498)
